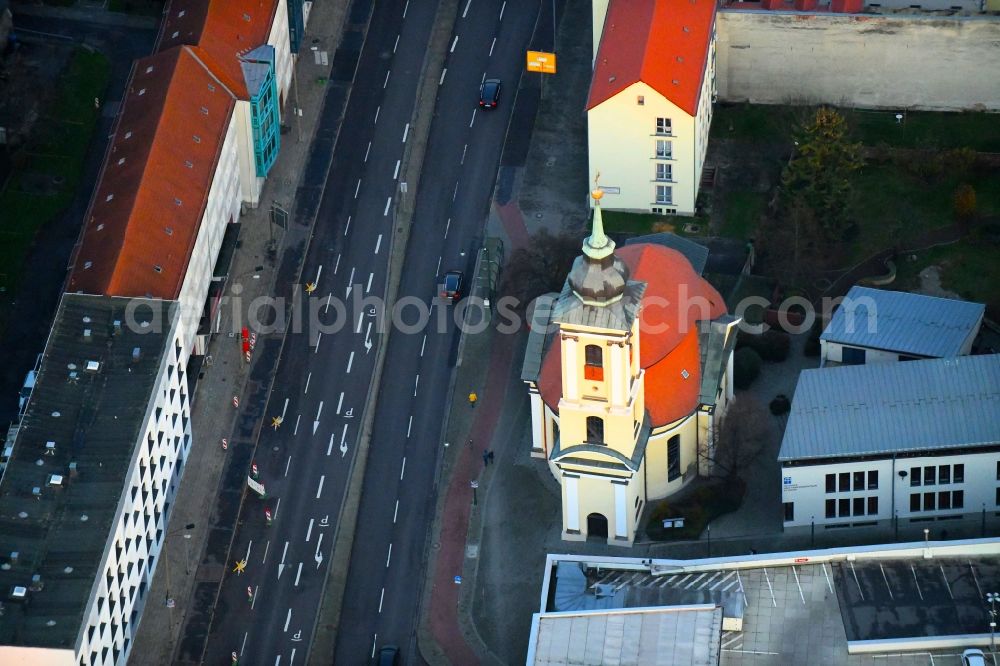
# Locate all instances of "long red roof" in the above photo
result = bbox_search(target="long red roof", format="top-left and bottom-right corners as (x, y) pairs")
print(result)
(157, 0), (281, 98)
(588, 0), (716, 116)
(67, 46), (236, 300)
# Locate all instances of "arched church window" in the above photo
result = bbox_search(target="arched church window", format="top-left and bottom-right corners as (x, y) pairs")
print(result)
(584, 345), (603, 381)
(586, 416), (605, 444)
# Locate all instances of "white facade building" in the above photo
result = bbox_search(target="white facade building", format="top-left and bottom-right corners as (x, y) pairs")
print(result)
(588, 0), (717, 216)
(779, 355), (1000, 534)
(0, 296), (189, 666)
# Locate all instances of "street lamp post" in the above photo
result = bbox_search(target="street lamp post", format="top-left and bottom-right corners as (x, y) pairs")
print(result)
(470, 479), (479, 506)
(987, 592), (999, 652)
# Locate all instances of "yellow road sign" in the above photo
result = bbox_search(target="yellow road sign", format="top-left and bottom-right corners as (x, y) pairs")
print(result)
(526, 51), (556, 74)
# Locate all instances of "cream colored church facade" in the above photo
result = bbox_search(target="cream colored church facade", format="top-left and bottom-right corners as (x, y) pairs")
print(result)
(522, 193), (739, 545)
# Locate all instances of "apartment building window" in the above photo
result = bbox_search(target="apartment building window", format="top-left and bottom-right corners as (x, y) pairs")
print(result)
(655, 163), (672, 182)
(586, 417), (604, 444)
(853, 497), (865, 516)
(784, 502), (794, 522)
(912, 464), (964, 487)
(996, 487), (1000, 506)
(939, 466), (950, 484)
(839, 472), (850, 492)
(924, 466), (935, 485)
(868, 496), (879, 515)
(667, 435), (681, 482)
(825, 499), (835, 518)
(853, 471), (865, 491)
(637, 95), (645, 106)
(655, 117), (672, 135)
(911, 467), (921, 486)
(655, 185), (672, 205)
(954, 464), (964, 483)
(868, 471), (878, 490)
(655, 140), (672, 159)
(584, 345), (603, 381)
(838, 498), (850, 517)
(825, 474), (836, 493)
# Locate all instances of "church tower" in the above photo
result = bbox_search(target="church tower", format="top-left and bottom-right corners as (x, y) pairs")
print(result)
(549, 188), (649, 544)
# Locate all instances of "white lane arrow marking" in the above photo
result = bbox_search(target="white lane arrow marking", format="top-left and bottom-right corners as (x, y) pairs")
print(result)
(364, 322), (373, 353)
(278, 540), (289, 579)
(339, 424), (348, 457)
(315, 533), (324, 569)
(313, 401), (323, 435)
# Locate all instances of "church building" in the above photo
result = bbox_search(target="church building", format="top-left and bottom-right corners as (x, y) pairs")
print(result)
(521, 190), (739, 545)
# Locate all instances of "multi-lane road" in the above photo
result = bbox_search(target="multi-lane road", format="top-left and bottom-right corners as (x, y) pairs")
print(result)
(203, 1), (540, 663)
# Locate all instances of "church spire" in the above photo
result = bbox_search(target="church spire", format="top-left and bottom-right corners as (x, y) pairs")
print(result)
(566, 177), (630, 307)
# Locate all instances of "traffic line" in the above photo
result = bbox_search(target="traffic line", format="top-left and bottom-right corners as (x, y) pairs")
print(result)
(374, 106), (380, 125)
(306, 518), (314, 542)
(262, 540), (270, 564)
(490, 37), (496, 57)
(246, 540), (253, 562)
(364, 141), (371, 162)
(324, 293), (332, 313)
(393, 159), (400, 179)
(294, 414), (301, 435)
(400, 457), (407, 480)
(393, 499), (399, 523)
(347, 267), (355, 297)
(402, 122), (409, 143)
(375, 234), (382, 254)
(444, 218), (450, 238)
(336, 391), (344, 414)
(334, 253), (341, 273)
(461, 143), (468, 164)
(316, 475), (325, 499)
(420, 334), (427, 357)
(439, 68), (446, 86)
(393, 34), (399, 53)
(383, 69), (390, 88)
(383, 197), (391, 217)
(274, 498), (281, 520)
(407, 415), (413, 437)
(500, 0), (506, 21)
(281, 398), (289, 420)
(403, 0), (409, 17)
(295, 561), (303, 586)
(347, 351), (354, 373)
(241, 632), (248, 656)
(344, 215), (352, 236)
(453, 181), (459, 200)
(354, 179), (361, 198)
(315, 333), (322, 354)
(386, 543), (392, 568)
(366, 272), (373, 293)
(469, 108), (476, 128)
(378, 587), (385, 613)
(285, 455), (292, 477)
(250, 584), (259, 609)
(327, 432), (335, 456)
(284, 608), (292, 632)
(356, 311), (364, 333)
(463, 0), (472, 17)
(414, 374), (419, 396)
(450, 35), (458, 53)
(436, 256), (442, 275)
(304, 372), (312, 394)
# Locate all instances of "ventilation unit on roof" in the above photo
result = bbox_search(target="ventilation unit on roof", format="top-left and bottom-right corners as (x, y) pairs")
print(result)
(10, 586), (27, 601)
(83, 328), (92, 340)
(45, 441), (56, 455)
(85, 361), (100, 372)
(132, 347), (141, 363)
(31, 487), (41, 497)
(146, 66), (153, 74)
(113, 319), (122, 332)
(69, 462), (78, 477)
(47, 474), (63, 487)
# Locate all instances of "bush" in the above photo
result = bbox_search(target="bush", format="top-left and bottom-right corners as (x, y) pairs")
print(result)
(646, 479), (746, 541)
(737, 330), (790, 362)
(733, 348), (762, 389)
(769, 394), (791, 415)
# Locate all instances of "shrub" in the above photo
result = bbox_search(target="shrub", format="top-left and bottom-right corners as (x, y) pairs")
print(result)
(769, 394), (791, 415)
(737, 330), (790, 362)
(953, 183), (977, 223)
(645, 479), (746, 541)
(733, 348), (762, 389)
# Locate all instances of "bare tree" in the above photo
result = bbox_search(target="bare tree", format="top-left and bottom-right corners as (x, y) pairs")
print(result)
(500, 229), (580, 311)
(701, 397), (775, 480)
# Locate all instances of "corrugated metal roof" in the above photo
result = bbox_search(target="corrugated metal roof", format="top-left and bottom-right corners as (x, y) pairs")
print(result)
(778, 354), (1000, 462)
(821, 286), (984, 359)
(532, 607), (722, 666)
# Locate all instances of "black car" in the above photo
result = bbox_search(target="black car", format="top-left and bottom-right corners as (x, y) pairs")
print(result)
(439, 270), (464, 303)
(479, 78), (501, 108)
(377, 645), (400, 666)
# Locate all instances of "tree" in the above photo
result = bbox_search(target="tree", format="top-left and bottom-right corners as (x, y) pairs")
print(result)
(500, 229), (580, 311)
(701, 397), (775, 480)
(953, 183), (977, 226)
(780, 107), (863, 240)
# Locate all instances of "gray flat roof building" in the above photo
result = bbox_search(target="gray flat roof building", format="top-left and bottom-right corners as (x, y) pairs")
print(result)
(778, 354), (1000, 462)
(0, 294), (177, 652)
(821, 286), (984, 359)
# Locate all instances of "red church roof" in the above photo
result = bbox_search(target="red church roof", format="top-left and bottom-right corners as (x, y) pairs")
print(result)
(537, 243), (725, 428)
(588, 0), (716, 116)
(66, 46), (236, 300)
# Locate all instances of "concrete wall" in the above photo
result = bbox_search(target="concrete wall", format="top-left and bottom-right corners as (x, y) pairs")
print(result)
(717, 11), (1000, 111)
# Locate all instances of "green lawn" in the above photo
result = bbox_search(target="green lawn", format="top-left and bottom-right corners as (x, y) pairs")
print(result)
(601, 210), (709, 238)
(0, 48), (110, 297)
(712, 103), (1000, 152)
(894, 235), (1000, 312)
(721, 191), (767, 240)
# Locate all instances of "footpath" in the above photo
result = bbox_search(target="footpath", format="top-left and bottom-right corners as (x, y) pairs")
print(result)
(130, 1), (353, 662)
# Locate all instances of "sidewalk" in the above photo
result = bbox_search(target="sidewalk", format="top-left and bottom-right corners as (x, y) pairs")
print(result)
(129, 2), (351, 663)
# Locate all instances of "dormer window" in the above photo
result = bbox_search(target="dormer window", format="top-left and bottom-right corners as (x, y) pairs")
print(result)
(586, 417), (605, 445)
(584, 345), (604, 381)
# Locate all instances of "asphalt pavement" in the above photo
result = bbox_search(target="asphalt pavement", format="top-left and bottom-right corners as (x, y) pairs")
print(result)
(330, 1), (542, 663)
(200, 0), (440, 663)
